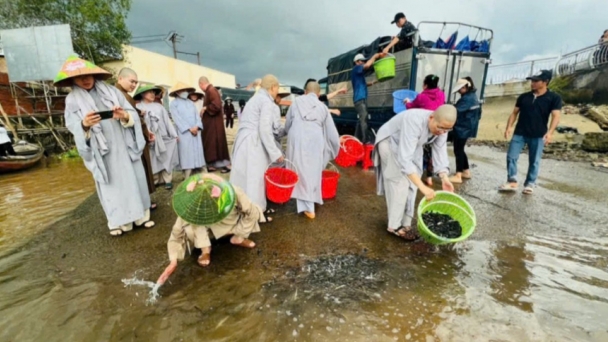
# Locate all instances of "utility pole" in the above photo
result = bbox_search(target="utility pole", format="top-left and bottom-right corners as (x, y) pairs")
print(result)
(168, 32), (178, 59)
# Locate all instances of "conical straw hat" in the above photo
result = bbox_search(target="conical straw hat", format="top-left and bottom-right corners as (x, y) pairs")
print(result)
(169, 81), (195, 97)
(172, 173), (236, 226)
(53, 55), (112, 88)
(133, 84), (162, 100)
(189, 91), (205, 100)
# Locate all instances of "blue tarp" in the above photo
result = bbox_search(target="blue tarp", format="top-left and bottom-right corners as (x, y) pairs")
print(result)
(433, 32), (458, 50)
(470, 40), (490, 53)
(455, 36), (471, 51)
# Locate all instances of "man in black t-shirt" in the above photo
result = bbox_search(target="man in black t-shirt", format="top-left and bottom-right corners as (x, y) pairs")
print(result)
(499, 70), (562, 195)
(383, 12), (417, 54)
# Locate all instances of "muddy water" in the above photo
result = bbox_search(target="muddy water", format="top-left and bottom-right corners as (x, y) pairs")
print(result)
(0, 145), (607, 341)
(0, 158), (94, 253)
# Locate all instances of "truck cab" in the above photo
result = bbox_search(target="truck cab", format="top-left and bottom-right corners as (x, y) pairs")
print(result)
(325, 22), (493, 136)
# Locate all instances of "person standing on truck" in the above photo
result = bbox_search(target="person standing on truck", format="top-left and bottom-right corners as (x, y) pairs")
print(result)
(352, 52), (385, 144)
(499, 70), (562, 195)
(383, 12), (417, 54)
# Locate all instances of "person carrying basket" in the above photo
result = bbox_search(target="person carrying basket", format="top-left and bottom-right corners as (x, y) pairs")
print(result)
(373, 105), (456, 240)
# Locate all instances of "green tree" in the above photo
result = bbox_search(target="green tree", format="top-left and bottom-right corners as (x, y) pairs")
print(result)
(0, 0), (132, 63)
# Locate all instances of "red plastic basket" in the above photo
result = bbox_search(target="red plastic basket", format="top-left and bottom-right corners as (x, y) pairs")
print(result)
(335, 137), (364, 167)
(321, 163), (340, 199)
(265, 160), (299, 204)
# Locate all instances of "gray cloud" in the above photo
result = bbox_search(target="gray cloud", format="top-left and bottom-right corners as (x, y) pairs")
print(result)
(127, 0), (608, 87)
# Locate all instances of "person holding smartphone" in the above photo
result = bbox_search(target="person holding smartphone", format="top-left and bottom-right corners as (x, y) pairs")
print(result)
(55, 56), (155, 236)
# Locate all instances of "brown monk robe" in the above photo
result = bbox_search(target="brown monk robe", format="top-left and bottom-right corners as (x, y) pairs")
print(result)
(115, 69), (156, 202)
(198, 76), (231, 172)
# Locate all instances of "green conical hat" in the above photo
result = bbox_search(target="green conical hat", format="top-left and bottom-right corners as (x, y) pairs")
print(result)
(53, 55), (111, 88)
(172, 173), (236, 226)
(133, 84), (162, 101)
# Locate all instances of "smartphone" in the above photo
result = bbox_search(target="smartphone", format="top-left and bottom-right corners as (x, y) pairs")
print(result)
(96, 110), (114, 120)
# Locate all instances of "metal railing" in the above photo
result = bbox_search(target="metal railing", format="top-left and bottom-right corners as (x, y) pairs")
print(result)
(487, 43), (608, 84)
(486, 57), (558, 85)
(555, 43), (608, 76)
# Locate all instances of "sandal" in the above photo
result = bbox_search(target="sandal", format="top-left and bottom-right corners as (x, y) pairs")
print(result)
(498, 183), (518, 192)
(109, 229), (123, 236)
(150, 203), (158, 210)
(231, 238), (256, 248)
(207, 167), (218, 172)
(198, 253), (211, 267)
(522, 186), (534, 195)
(260, 210), (273, 224)
(304, 211), (315, 219)
(220, 168), (231, 173)
(387, 226), (419, 241)
(165, 183), (173, 190)
(135, 220), (156, 229)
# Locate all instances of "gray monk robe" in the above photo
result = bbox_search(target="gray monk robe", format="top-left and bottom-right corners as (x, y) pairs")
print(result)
(230, 89), (283, 211)
(373, 109), (450, 229)
(137, 101), (180, 183)
(167, 185), (262, 261)
(64, 81), (151, 230)
(285, 93), (340, 214)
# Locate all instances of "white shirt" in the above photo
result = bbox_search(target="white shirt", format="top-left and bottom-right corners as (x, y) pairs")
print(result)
(0, 127), (11, 144)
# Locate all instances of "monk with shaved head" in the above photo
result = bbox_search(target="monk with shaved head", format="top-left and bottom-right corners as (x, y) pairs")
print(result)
(116, 67), (157, 210)
(198, 76), (231, 173)
(373, 105), (456, 241)
(230, 74), (284, 221)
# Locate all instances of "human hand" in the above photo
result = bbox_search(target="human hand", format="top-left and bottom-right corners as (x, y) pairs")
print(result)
(543, 133), (552, 146)
(504, 127), (513, 140)
(338, 88), (347, 94)
(276, 155), (285, 164)
(441, 177), (455, 192)
(382, 47), (390, 55)
(82, 111), (101, 128)
(420, 185), (436, 201)
(112, 106), (128, 121)
(202, 106), (207, 113)
(148, 132), (156, 143)
(403, 98), (411, 104)
(156, 260), (178, 286)
(329, 109), (341, 116)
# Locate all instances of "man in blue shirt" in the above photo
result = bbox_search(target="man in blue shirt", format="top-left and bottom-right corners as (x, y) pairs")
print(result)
(352, 52), (384, 144)
(500, 70), (562, 195)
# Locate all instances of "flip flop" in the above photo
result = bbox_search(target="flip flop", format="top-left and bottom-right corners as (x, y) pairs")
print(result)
(220, 168), (231, 173)
(522, 186), (534, 195)
(498, 183), (517, 192)
(387, 227), (418, 241)
(135, 221), (156, 229)
(260, 210), (273, 224)
(231, 238), (256, 248)
(165, 183), (173, 190)
(150, 203), (158, 210)
(207, 167), (218, 173)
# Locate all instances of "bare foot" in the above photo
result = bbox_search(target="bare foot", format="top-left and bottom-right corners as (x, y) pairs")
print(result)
(449, 175), (463, 184)
(304, 211), (315, 219)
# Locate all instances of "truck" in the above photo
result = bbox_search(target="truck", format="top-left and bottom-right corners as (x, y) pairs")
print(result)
(323, 21), (493, 136)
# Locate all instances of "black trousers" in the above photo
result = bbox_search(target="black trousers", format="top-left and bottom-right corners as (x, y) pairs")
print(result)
(453, 138), (469, 172)
(0, 142), (16, 156)
(225, 116), (234, 129)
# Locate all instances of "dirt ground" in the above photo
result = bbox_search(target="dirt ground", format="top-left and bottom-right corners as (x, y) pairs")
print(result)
(478, 96), (603, 142)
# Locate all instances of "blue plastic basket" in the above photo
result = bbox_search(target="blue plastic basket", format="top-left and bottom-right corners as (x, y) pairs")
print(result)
(392, 89), (418, 114)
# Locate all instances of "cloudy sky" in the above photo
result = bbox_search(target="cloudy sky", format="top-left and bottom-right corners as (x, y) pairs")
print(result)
(127, 0), (607, 87)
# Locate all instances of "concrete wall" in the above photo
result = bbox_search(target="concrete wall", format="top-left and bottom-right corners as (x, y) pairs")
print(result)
(102, 45), (236, 90)
(484, 81), (530, 98)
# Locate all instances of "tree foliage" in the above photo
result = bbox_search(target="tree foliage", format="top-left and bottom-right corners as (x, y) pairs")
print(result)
(0, 0), (132, 63)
